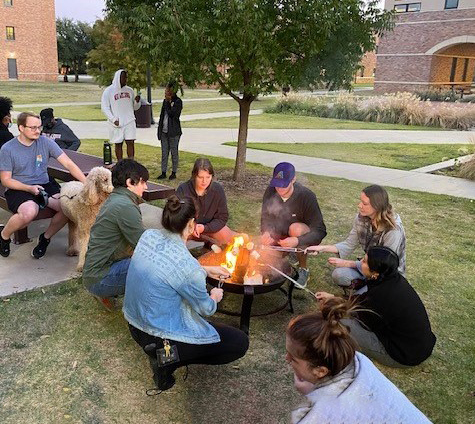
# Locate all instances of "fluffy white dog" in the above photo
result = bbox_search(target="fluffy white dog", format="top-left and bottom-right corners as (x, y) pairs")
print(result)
(60, 166), (113, 271)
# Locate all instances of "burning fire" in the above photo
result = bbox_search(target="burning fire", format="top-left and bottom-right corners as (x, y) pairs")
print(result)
(221, 235), (245, 274)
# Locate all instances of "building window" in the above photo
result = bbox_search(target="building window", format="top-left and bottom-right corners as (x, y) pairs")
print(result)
(394, 3), (421, 12)
(6, 26), (15, 40)
(4, 0), (13, 6)
(462, 58), (469, 82)
(450, 57), (457, 83)
(444, 0), (459, 9)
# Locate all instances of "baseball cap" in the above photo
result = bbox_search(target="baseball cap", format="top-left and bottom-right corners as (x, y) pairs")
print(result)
(40, 108), (54, 125)
(270, 162), (295, 188)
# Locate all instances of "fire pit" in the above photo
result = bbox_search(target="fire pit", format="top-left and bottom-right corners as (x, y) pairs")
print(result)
(198, 236), (297, 334)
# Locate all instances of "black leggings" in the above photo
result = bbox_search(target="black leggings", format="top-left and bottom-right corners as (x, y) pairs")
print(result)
(129, 322), (249, 367)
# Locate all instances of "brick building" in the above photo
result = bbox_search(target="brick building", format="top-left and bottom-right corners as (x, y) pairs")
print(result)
(355, 49), (377, 84)
(0, 0), (58, 82)
(375, 0), (475, 93)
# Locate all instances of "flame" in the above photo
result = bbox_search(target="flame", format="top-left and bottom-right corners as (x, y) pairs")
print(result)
(221, 235), (245, 274)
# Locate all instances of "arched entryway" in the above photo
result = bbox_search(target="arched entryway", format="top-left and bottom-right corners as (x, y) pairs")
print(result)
(427, 36), (475, 89)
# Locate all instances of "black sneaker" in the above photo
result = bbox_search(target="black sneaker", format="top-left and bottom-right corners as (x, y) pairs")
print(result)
(147, 355), (176, 395)
(157, 172), (167, 180)
(31, 233), (50, 259)
(0, 226), (11, 258)
(168, 172), (177, 180)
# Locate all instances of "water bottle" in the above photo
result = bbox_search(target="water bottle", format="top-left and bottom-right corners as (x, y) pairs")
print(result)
(103, 141), (112, 165)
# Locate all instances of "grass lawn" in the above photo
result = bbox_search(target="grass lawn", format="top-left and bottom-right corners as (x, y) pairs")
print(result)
(182, 113), (438, 130)
(0, 80), (222, 105)
(25, 97), (277, 121)
(1, 139), (474, 423)
(224, 142), (474, 170)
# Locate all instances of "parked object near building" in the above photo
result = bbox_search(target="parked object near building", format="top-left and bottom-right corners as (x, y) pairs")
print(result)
(0, 0), (58, 82)
(375, 0), (475, 93)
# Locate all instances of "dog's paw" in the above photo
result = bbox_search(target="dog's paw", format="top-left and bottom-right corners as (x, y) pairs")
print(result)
(67, 248), (79, 257)
(76, 264), (84, 272)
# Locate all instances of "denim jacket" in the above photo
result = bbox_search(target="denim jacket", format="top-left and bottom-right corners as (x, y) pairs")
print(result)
(123, 229), (219, 344)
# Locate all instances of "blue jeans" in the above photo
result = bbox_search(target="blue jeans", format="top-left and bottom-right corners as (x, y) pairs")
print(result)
(88, 258), (131, 298)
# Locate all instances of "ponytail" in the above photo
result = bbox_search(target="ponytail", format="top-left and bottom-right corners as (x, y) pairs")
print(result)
(162, 195), (197, 234)
(287, 297), (358, 376)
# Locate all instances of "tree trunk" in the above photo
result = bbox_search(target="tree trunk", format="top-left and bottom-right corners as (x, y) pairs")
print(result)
(63, 74), (68, 82)
(233, 99), (252, 181)
(74, 61), (79, 82)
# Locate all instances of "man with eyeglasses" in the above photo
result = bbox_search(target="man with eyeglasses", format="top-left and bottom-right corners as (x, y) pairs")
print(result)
(0, 112), (86, 259)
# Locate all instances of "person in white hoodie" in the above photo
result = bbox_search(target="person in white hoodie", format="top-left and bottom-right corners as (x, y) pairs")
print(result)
(286, 297), (431, 424)
(101, 69), (141, 161)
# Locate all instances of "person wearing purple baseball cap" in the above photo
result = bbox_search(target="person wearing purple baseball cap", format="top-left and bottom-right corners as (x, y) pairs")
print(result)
(260, 162), (326, 288)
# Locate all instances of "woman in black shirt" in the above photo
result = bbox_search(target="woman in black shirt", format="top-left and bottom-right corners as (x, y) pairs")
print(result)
(316, 246), (436, 368)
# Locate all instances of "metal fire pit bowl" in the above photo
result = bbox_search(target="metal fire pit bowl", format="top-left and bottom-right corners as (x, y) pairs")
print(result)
(198, 250), (297, 334)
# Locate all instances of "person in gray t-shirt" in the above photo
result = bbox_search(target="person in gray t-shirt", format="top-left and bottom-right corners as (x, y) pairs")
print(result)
(0, 112), (86, 259)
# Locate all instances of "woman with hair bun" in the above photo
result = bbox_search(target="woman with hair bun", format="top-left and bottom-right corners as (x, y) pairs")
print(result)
(286, 297), (430, 423)
(123, 195), (249, 392)
(316, 246), (436, 368)
(307, 184), (406, 288)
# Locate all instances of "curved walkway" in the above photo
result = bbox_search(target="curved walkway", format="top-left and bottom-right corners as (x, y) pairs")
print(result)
(56, 120), (475, 200)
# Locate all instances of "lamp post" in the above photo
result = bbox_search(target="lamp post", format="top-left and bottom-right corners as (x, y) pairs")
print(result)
(146, 64), (155, 124)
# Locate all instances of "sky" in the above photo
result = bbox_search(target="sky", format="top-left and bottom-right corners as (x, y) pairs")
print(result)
(54, 0), (385, 23)
(55, 0), (106, 23)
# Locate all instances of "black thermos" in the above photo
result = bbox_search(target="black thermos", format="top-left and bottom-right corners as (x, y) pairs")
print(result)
(103, 141), (112, 165)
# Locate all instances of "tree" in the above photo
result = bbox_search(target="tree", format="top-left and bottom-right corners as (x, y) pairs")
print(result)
(87, 19), (166, 90)
(107, 0), (393, 180)
(57, 18), (93, 82)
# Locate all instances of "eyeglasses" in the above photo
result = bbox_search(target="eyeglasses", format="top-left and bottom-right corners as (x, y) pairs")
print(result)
(24, 125), (43, 131)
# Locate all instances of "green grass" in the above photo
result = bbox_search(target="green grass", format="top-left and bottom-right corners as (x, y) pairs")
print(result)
(0, 80), (223, 105)
(224, 142), (474, 170)
(1, 139), (474, 423)
(182, 113), (438, 130)
(25, 97), (277, 121)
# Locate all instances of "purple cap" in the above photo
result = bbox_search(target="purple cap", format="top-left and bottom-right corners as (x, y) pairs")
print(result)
(270, 162), (295, 188)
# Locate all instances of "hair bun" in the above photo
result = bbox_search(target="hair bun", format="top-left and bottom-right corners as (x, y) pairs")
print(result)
(166, 195), (183, 212)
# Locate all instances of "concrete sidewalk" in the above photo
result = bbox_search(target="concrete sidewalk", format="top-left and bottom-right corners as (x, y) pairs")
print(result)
(0, 203), (164, 297)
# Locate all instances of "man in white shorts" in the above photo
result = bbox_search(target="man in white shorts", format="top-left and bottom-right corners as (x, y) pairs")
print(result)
(101, 69), (141, 161)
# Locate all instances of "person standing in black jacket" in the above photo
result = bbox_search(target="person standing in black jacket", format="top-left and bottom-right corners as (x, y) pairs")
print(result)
(157, 82), (183, 180)
(0, 97), (14, 149)
(316, 246), (436, 368)
(261, 162), (326, 288)
(40, 108), (81, 151)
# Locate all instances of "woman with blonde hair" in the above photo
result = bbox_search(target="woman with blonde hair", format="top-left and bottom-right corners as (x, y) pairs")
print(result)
(286, 297), (430, 423)
(307, 184), (405, 288)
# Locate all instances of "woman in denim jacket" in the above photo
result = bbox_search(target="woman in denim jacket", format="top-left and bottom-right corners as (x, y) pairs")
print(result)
(123, 195), (249, 391)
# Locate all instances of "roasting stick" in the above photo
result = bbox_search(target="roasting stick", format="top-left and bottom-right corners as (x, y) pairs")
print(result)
(259, 245), (306, 253)
(256, 261), (316, 298)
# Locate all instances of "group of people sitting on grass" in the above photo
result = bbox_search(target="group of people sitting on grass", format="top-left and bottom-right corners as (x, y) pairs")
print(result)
(80, 156), (434, 421)
(0, 101), (435, 421)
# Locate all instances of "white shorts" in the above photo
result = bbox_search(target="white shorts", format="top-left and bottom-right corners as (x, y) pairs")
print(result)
(108, 120), (136, 144)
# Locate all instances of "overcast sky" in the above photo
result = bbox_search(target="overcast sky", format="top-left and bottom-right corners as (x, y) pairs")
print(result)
(55, 0), (105, 23)
(55, 0), (384, 23)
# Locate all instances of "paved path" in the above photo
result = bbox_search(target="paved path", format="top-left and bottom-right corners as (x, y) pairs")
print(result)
(14, 87), (372, 109)
(49, 120), (475, 200)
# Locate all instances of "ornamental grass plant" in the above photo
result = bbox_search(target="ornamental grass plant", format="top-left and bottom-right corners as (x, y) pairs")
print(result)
(267, 92), (475, 130)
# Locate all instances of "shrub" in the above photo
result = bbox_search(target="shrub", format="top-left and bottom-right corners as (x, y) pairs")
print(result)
(267, 92), (475, 130)
(415, 89), (458, 102)
(459, 136), (475, 180)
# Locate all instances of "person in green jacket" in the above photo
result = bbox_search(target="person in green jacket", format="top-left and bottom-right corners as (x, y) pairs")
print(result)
(83, 159), (149, 311)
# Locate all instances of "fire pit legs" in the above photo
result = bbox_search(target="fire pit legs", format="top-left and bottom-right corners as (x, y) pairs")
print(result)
(240, 285), (255, 335)
(287, 282), (295, 313)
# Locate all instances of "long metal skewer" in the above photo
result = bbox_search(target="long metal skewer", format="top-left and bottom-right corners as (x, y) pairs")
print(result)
(260, 245), (306, 253)
(258, 262), (316, 298)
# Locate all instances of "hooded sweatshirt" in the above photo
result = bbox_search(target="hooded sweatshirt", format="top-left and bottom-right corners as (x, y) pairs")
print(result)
(101, 69), (140, 127)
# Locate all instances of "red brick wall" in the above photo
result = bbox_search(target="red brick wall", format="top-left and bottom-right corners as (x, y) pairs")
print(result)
(0, 0), (58, 82)
(375, 8), (475, 93)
